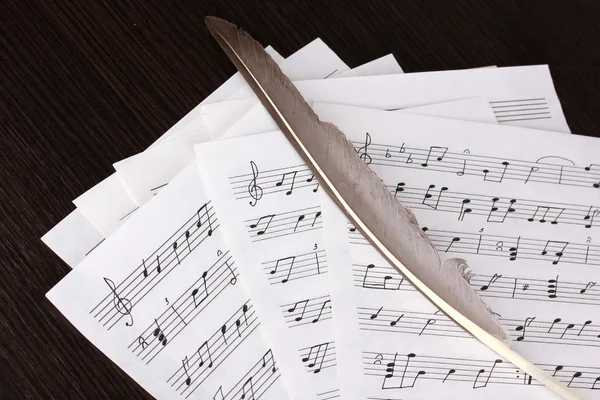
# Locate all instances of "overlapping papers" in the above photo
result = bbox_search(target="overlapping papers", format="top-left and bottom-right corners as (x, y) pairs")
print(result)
(43, 38), (600, 400)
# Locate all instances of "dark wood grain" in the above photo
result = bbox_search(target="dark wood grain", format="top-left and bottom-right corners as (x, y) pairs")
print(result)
(1, 0), (599, 398)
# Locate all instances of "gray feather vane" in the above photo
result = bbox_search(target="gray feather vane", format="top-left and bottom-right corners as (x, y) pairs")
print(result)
(205, 16), (583, 400)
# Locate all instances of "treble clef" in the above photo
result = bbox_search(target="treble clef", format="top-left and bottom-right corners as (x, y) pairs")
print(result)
(357, 132), (372, 165)
(103, 277), (134, 326)
(247, 161), (263, 207)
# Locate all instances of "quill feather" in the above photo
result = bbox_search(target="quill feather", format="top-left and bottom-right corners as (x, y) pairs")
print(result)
(205, 16), (583, 400)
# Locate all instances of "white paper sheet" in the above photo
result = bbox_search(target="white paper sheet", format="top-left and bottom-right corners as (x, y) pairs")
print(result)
(228, 65), (571, 133)
(336, 54), (403, 77)
(196, 134), (343, 400)
(41, 209), (104, 268)
(147, 46), (284, 150)
(311, 103), (600, 399)
(48, 164), (292, 400)
(73, 172), (139, 237)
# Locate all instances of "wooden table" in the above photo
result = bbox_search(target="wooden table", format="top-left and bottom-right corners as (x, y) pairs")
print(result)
(1, 1), (599, 398)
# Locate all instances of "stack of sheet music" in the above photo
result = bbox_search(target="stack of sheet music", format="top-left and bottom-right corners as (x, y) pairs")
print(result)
(42, 38), (600, 400)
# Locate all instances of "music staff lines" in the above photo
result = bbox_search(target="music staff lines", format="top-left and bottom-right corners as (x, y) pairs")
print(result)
(245, 206), (322, 242)
(349, 226), (600, 267)
(128, 253), (238, 363)
(316, 389), (340, 400)
(490, 98), (551, 123)
(358, 306), (600, 347)
(167, 301), (259, 397)
(281, 295), (332, 328)
(391, 181), (600, 228)
(207, 350), (280, 400)
(299, 342), (336, 374)
(90, 202), (217, 329)
(351, 134), (600, 189)
(230, 162), (319, 204)
(354, 263), (600, 306)
(262, 249), (328, 285)
(363, 351), (600, 390)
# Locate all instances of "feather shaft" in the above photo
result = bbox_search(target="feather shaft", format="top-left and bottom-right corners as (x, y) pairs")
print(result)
(205, 16), (584, 400)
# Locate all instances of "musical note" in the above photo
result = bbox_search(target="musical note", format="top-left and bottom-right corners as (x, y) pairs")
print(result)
(568, 371), (583, 387)
(578, 320), (592, 336)
(480, 274), (502, 291)
(294, 214), (305, 231)
(220, 323), (228, 344)
(198, 341), (213, 368)
(487, 198), (516, 223)
(225, 260), (237, 285)
(288, 299), (309, 322)
(422, 184), (448, 209)
(445, 237), (460, 252)
(483, 161), (509, 183)
(382, 353), (425, 389)
(241, 377), (255, 400)
(302, 343), (329, 373)
(197, 203), (213, 236)
(172, 241), (180, 265)
(509, 237), (520, 261)
(553, 365), (564, 376)
(262, 349), (277, 373)
(584, 164), (600, 188)
(584, 207), (600, 228)
(213, 386), (225, 400)
(192, 271), (209, 307)
(515, 317), (536, 341)
(580, 281), (597, 294)
(524, 166), (539, 184)
(419, 319), (436, 336)
(184, 230), (192, 251)
(457, 159), (466, 176)
(560, 323), (575, 338)
(311, 211), (322, 227)
(182, 356), (192, 386)
(443, 368), (456, 383)
(371, 306), (383, 320)
(473, 359), (503, 388)
(458, 199), (472, 221)
(142, 259), (148, 278)
(313, 300), (331, 323)
(541, 241), (569, 264)
(394, 182), (405, 196)
(152, 319), (167, 345)
(271, 256), (296, 284)
(250, 214), (275, 235)
(528, 206), (565, 224)
(548, 318), (562, 333)
(314, 251), (321, 275)
(592, 377), (600, 390)
(275, 171), (297, 195)
(357, 132), (372, 164)
(102, 277), (133, 326)
(247, 161), (263, 206)
(421, 146), (448, 167)
(548, 276), (559, 298)
(156, 254), (162, 274)
(390, 314), (404, 327)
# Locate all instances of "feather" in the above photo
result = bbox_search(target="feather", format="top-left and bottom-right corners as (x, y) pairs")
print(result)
(205, 16), (582, 400)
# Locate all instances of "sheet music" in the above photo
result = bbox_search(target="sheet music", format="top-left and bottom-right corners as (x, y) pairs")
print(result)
(228, 65), (571, 133)
(311, 103), (600, 399)
(47, 164), (290, 400)
(44, 98), (490, 267)
(195, 134), (342, 400)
